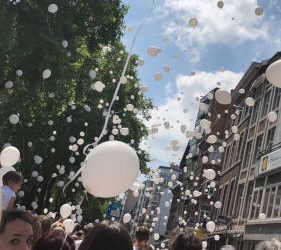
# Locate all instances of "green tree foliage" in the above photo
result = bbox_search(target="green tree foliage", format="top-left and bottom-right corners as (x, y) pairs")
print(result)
(0, 0), (152, 222)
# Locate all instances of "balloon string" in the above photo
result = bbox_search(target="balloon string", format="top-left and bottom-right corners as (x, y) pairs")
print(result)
(63, 0), (155, 195)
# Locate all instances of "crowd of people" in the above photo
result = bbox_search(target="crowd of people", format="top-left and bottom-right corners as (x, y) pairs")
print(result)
(1, 171), (281, 250)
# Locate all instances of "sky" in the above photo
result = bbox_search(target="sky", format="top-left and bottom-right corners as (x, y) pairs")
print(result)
(120, 0), (281, 169)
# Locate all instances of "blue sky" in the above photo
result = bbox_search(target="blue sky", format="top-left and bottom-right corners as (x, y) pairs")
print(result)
(121, 0), (281, 169)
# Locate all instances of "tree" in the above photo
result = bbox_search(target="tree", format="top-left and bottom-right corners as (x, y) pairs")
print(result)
(0, 0), (152, 222)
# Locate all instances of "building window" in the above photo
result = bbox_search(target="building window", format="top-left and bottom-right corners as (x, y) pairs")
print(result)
(234, 184), (244, 218)
(236, 132), (244, 162)
(266, 127), (276, 150)
(243, 181), (254, 218)
(250, 189), (263, 219)
(261, 91), (271, 118)
(243, 141), (252, 168)
(253, 135), (263, 163)
(250, 100), (260, 125)
(272, 88), (281, 110)
(222, 184), (228, 215)
(230, 141), (237, 165)
(223, 146), (230, 170)
(226, 180), (235, 216)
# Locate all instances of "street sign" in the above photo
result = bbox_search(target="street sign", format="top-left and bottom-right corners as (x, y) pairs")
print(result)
(106, 202), (123, 219)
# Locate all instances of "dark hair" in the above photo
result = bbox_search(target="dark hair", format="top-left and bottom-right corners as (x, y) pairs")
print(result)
(78, 220), (133, 250)
(135, 225), (150, 243)
(33, 230), (75, 250)
(2, 171), (23, 185)
(169, 231), (202, 250)
(138, 243), (154, 250)
(0, 209), (32, 233)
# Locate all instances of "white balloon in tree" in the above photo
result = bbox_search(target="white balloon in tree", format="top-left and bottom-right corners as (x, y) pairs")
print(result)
(255, 6), (263, 16)
(0, 146), (20, 167)
(215, 90), (231, 105)
(42, 69), (51, 79)
(154, 72), (162, 81)
(48, 4), (58, 13)
(5, 81), (13, 89)
(123, 213), (132, 223)
(207, 135), (217, 144)
(94, 81), (105, 92)
(89, 70), (97, 79)
(9, 114), (19, 124)
(81, 141), (139, 198)
(60, 204), (72, 219)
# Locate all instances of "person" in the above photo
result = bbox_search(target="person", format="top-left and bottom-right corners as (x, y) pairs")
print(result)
(134, 225), (150, 250)
(1, 171), (23, 210)
(138, 244), (154, 250)
(168, 230), (202, 250)
(0, 209), (33, 250)
(33, 230), (75, 250)
(78, 220), (133, 250)
(255, 238), (281, 250)
(31, 215), (42, 247)
(39, 215), (53, 236)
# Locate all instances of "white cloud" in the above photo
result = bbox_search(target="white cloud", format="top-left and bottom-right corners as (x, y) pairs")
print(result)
(142, 70), (243, 167)
(159, 0), (268, 48)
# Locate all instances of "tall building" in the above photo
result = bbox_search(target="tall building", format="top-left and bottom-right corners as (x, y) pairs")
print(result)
(167, 88), (231, 234)
(217, 52), (281, 249)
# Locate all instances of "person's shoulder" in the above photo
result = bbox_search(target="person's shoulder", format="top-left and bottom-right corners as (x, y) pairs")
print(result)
(2, 185), (15, 197)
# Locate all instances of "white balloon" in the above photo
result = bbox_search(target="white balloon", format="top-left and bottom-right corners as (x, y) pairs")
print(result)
(147, 46), (161, 57)
(206, 221), (216, 233)
(214, 201), (222, 209)
(255, 6), (263, 16)
(268, 111), (278, 122)
(123, 213), (131, 223)
(239, 88), (245, 94)
(207, 135), (217, 144)
(48, 4), (58, 13)
(202, 156), (208, 164)
(137, 59), (144, 66)
(63, 219), (75, 234)
(154, 72), (162, 81)
(0, 166), (16, 186)
(199, 103), (207, 111)
(266, 60), (281, 88)
(120, 128), (129, 136)
(5, 81), (13, 89)
(205, 169), (216, 180)
(214, 235), (220, 241)
(16, 70), (23, 77)
(82, 141), (139, 198)
(0, 146), (20, 167)
(94, 81), (105, 92)
(189, 17), (198, 28)
(163, 65), (170, 72)
(245, 97), (255, 107)
(42, 69), (51, 79)
(62, 40), (68, 48)
(89, 70), (97, 79)
(154, 233), (160, 241)
(60, 204), (72, 219)
(207, 93), (213, 100)
(9, 114), (19, 124)
(259, 213), (266, 219)
(231, 126), (238, 134)
(217, 1), (224, 8)
(215, 90), (231, 105)
(126, 104), (134, 111)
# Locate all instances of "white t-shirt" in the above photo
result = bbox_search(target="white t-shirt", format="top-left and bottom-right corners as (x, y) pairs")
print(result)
(1, 186), (16, 210)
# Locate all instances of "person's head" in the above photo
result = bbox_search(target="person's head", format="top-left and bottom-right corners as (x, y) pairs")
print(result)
(51, 221), (65, 232)
(168, 231), (202, 250)
(33, 230), (75, 250)
(39, 215), (53, 236)
(0, 209), (33, 250)
(31, 216), (42, 247)
(138, 243), (154, 250)
(2, 171), (23, 192)
(135, 225), (150, 244)
(255, 238), (281, 250)
(78, 220), (133, 250)
(77, 230), (85, 240)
